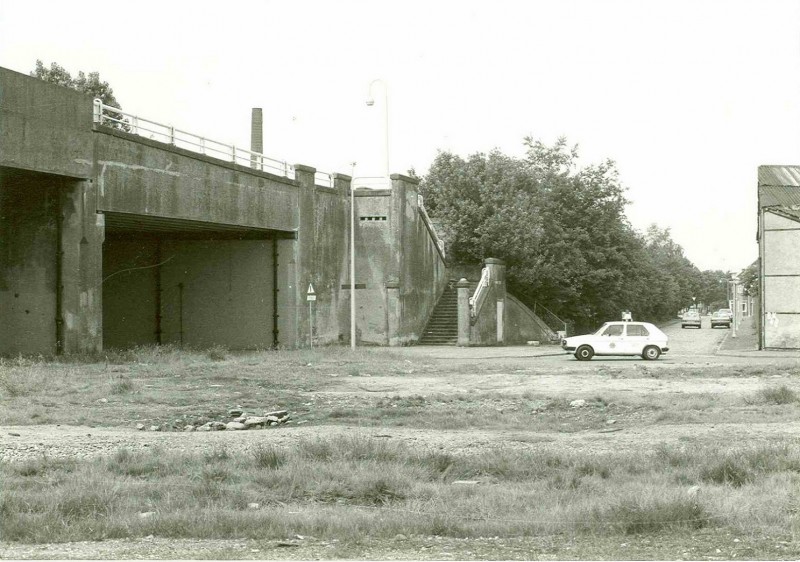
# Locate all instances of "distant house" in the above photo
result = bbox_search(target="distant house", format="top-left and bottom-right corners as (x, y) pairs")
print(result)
(757, 165), (800, 350)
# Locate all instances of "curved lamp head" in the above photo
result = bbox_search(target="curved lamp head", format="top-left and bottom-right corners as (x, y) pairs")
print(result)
(365, 97), (375, 107)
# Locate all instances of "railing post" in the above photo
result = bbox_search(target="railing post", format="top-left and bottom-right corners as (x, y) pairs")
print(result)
(199, 137), (205, 155)
(232, 145), (236, 163)
(92, 99), (102, 124)
(132, 116), (139, 135)
(168, 126), (175, 145)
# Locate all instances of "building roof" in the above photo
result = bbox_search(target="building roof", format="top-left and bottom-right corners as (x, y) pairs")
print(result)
(759, 165), (800, 188)
(758, 166), (800, 213)
(767, 206), (800, 222)
(760, 185), (800, 208)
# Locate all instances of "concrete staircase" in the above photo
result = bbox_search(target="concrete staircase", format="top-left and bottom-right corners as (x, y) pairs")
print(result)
(419, 285), (459, 345)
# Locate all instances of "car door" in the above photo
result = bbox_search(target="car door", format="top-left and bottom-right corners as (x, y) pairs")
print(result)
(623, 323), (650, 354)
(597, 323), (625, 354)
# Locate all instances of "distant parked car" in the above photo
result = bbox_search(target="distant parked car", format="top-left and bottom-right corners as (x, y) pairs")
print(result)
(681, 311), (702, 329)
(561, 321), (669, 361)
(710, 310), (732, 329)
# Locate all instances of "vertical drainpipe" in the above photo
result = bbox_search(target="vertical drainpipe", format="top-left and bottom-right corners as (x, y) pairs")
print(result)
(55, 182), (64, 355)
(272, 238), (279, 347)
(178, 282), (184, 346)
(155, 240), (162, 345)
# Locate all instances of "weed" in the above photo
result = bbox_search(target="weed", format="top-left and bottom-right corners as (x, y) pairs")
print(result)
(758, 385), (798, 405)
(251, 446), (286, 470)
(109, 374), (135, 395)
(600, 496), (713, 534)
(205, 345), (228, 362)
(701, 457), (753, 487)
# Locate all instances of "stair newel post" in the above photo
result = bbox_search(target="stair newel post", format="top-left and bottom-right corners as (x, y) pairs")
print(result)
(457, 278), (472, 346)
(484, 258), (507, 345)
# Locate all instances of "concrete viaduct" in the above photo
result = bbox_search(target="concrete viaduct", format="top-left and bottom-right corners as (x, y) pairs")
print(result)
(1, 66), (549, 355)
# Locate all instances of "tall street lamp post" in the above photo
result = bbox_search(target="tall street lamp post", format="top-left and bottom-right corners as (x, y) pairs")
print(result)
(350, 162), (357, 349)
(366, 79), (389, 180)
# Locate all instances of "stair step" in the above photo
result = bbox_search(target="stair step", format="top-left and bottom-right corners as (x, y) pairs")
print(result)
(419, 287), (460, 346)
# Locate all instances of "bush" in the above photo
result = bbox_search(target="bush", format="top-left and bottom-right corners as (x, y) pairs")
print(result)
(759, 385), (798, 405)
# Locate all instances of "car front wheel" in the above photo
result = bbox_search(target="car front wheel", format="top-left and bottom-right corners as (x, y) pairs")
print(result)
(575, 345), (594, 361)
(642, 346), (661, 361)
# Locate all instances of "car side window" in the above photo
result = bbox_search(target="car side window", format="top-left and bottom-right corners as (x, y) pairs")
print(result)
(602, 325), (624, 336)
(627, 324), (649, 337)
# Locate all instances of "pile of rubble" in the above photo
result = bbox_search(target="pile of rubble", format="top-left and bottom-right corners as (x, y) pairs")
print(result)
(136, 408), (292, 432)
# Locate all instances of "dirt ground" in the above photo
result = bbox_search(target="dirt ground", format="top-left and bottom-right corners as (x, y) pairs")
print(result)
(2, 324), (799, 559)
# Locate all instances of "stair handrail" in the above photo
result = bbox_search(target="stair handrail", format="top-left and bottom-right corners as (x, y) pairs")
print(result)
(532, 300), (569, 338)
(469, 267), (491, 318)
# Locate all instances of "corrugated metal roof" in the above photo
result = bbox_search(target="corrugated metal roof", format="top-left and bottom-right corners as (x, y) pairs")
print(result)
(760, 185), (800, 208)
(758, 165), (800, 187)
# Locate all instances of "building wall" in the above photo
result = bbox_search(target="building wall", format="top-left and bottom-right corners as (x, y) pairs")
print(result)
(396, 178), (449, 343)
(103, 239), (159, 348)
(308, 186), (348, 345)
(103, 239), (275, 350)
(0, 67), (93, 178)
(159, 241), (274, 349)
(0, 173), (59, 355)
(505, 294), (556, 344)
(352, 191), (393, 344)
(762, 210), (800, 349)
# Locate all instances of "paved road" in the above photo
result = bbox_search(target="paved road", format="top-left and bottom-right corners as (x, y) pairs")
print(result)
(396, 317), (799, 367)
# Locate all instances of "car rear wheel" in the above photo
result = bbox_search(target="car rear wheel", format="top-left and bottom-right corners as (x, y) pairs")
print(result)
(575, 345), (594, 361)
(642, 346), (661, 361)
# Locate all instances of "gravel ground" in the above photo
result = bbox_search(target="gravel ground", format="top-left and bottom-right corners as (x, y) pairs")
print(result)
(4, 417), (800, 465)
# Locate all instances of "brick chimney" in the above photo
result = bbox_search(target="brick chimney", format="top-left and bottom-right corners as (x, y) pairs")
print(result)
(250, 108), (263, 170)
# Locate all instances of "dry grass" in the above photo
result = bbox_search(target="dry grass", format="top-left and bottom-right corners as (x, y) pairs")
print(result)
(2, 346), (800, 558)
(2, 436), (799, 544)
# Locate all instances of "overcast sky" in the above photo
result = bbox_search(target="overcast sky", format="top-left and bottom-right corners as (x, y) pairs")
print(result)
(2, 0), (799, 272)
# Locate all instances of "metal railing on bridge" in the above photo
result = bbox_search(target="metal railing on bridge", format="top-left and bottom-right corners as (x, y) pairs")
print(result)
(92, 99), (298, 180)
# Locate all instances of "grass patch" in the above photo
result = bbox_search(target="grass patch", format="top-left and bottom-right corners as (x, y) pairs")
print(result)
(756, 385), (799, 405)
(4, 438), (799, 543)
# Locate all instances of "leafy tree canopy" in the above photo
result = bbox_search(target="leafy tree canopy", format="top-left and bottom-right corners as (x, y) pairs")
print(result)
(420, 137), (720, 332)
(31, 60), (128, 130)
(31, 60), (123, 108)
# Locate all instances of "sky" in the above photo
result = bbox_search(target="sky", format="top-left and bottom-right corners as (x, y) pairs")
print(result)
(2, 0), (799, 273)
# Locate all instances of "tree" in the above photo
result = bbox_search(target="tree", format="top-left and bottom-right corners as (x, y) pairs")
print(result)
(739, 260), (759, 297)
(421, 138), (651, 331)
(31, 60), (128, 130)
(420, 136), (723, 332)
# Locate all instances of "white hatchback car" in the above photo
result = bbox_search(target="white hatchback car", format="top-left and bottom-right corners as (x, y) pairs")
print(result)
(561, 321), (669, 361)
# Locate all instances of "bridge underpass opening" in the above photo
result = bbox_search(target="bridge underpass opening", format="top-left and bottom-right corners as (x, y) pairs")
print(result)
(102, 212), (290, 350)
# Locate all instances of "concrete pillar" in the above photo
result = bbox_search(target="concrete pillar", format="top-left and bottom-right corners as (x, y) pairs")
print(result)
(484, 258), (506, 345)
(390, 173), (420, 339)
(457, 278), (471, 346)
(334, 173), (353, 345)
(388, 175), (406, 289)
(59, 179), (104, 354)
(288, 164), (317, 347)
(386, 279), (400, 346)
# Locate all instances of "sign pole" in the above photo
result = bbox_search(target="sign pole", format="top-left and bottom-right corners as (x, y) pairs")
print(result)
(306, 284), (316, 348)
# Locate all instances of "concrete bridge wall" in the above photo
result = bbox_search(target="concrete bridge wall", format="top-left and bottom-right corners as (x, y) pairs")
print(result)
(1, 66), (448, 355)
